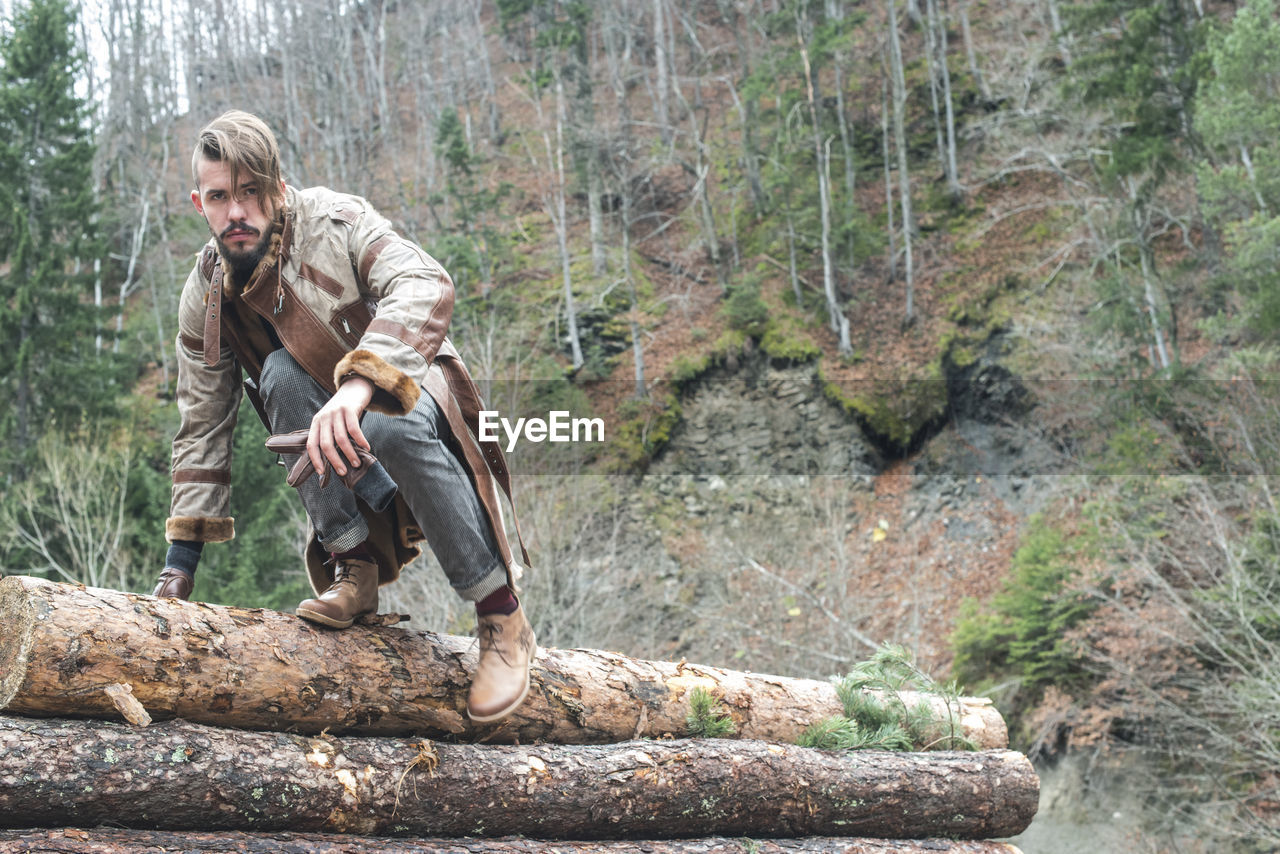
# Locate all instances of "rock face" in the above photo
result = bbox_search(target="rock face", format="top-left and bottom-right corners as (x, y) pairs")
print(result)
(653, 354), (882, 477)
(944, 336), (1031, 426)
(626, 337), (1065, 679)
(656, 335), (1042, 480)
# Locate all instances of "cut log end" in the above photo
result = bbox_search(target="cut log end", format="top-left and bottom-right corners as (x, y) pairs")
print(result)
(0, 577), (41, 711)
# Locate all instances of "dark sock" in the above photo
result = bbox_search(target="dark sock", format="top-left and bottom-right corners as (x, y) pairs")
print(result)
(165, 540), (204, 577)
(476, 585), (518, 616)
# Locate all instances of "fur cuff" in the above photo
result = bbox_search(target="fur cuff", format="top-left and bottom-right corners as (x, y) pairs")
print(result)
(335, 349), (421, 415)
(166, 516), (235, 544)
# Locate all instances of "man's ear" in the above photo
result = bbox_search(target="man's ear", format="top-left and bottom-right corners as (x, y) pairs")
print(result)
(191, 189), (204, 216)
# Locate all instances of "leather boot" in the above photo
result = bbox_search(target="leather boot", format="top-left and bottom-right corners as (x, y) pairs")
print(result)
(296, 558), (379, 628)
(467, 601), (537, 723)
(152, 569), (194, 600)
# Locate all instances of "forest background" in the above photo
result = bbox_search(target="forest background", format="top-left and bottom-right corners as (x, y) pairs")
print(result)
(1, 0), (1278, 849)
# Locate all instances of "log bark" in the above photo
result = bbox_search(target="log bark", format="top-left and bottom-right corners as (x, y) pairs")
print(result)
(0, 577), (1007, 747)
(0, 828), (1026, 853)
(0, 716), (1039, 840)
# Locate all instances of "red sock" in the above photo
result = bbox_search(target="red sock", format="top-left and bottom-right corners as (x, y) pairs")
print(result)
(476, 586), (518, 616)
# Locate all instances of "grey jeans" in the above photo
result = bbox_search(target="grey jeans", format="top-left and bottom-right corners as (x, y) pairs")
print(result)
(258, 348), (507, 602)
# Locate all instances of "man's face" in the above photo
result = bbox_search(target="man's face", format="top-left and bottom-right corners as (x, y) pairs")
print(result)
(191, 157), (281, 272)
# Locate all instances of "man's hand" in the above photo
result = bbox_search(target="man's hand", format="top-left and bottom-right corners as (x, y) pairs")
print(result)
(309, 376), (376, 478)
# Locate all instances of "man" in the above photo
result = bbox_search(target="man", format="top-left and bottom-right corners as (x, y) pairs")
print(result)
(151, 110), (535, 724)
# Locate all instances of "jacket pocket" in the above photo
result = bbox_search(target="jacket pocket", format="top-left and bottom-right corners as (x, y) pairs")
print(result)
(331, 300), (374, 348)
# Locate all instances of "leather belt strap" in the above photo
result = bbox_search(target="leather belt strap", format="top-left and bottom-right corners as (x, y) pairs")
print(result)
(437, 355), (531, 569)
(203, 263), (224, 367)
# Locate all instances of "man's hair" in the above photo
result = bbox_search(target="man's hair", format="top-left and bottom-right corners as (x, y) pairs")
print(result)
(191, 110), (285, 211)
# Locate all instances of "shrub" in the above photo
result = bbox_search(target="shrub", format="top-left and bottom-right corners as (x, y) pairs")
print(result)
(799, 644), (976, 752)
(686, 686), (737, 738)
(722, 283), (768, 336)
(952, 516), (1099, 710)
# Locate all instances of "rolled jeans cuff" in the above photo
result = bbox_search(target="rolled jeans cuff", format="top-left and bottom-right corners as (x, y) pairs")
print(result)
(319, 514), (370, 554)
(352, 462), (398, 513)
(455, 563), (509, 603)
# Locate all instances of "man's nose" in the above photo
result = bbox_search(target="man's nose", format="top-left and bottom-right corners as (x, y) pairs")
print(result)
(227, 195), (248, 220)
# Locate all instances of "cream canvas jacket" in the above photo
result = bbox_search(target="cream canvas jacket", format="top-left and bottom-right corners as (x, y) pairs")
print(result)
(168, 185), (526, 591)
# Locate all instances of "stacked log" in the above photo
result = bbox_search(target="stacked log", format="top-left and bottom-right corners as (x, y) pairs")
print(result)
(0, 576), (1038, 852)
(0, 830), (1026, 853)
(0, 575), (1007, 745)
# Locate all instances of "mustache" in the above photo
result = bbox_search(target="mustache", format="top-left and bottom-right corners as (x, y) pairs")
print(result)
(220, 221), (259, 239)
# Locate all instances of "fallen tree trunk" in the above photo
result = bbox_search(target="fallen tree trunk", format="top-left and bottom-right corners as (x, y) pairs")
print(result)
(0, 715), (1038, 840)
(0, 829), (1026, 853)
(0, 577), (1005, 747)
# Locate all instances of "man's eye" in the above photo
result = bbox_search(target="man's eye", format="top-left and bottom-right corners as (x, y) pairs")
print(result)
(245, 187), (257, 196)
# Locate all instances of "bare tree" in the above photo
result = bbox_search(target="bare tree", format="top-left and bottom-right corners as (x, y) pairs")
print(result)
(1044, 0), (1072, 67)
(510, 69), (586, 371)
(881, 54), (899, 284)
(668, 3), (727, 290)
(1058, 367), (1280, 844)
(551, 73), (586, 370)
(922, 0), (948, 180)
(93, 0), (186, 382)
(1125, 179), (1174, 370)
(957, 0), (992, 103)
(718, 0), (766, 212)
(603, 0), (648, 398)
(651, 0), (673, 146)
(886, 0), (916, 324)
(1, 435), (135, 592)
(926, 0), (961, 198)
(797, 7), (851, 354)
(471, 0), (502, 143)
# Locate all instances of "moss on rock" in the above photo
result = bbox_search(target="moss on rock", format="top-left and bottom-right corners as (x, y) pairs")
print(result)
(820, 360), (949, 455)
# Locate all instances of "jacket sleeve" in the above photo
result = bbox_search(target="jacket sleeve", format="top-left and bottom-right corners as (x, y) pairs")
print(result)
(166, 260), (241, 543)
(332, 202), (454, 416)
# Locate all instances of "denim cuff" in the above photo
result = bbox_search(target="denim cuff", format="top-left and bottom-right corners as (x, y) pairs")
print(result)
(353, 462), (398, 513)
(318, 514), (371, 553)
(455, 563), (509, 603)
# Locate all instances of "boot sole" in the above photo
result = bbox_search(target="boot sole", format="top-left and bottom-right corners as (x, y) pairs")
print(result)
(467, 643), (537, 724)
(296, 607), (357, 629)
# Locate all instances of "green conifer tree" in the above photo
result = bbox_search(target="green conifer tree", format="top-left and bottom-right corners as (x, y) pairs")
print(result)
(0, 0), (121, 475)
(1068, 0), (1207, 189)
(1065, 0), (1210, 371)
(1195, 0), (1280, 336)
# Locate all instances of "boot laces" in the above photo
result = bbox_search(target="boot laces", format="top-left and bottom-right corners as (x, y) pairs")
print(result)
(329, 561), (361, 592)
(479, 620), (516, 666)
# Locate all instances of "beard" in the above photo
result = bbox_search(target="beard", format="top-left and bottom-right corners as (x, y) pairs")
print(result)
(214, 220), (274, 283)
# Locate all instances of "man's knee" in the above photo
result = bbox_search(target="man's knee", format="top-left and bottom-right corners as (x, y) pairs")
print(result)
(259, 349), (310, 403)
(366, 394), (446, 449)
(368, 403), (457, 476)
